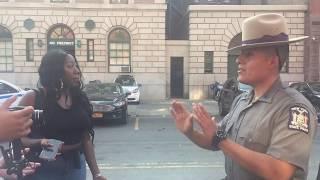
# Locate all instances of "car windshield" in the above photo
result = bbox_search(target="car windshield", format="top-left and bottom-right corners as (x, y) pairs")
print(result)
(115, 76), (137, 86)
(84, 83), (121, 101)
(309, 82), (320, 93)
(0, 82), (18, 94)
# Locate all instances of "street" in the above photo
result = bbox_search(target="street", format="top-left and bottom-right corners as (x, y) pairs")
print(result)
(89, 100), (320, 180)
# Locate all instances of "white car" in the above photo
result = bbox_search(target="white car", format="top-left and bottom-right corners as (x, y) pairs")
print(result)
(114, 75), (141, 104)
(0, 80), (27, 107)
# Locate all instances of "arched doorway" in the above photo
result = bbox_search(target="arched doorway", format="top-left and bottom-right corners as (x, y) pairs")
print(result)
(47, 24), (75, 56)
(227, 33), (241, 79)
(0, 25), (13, 72)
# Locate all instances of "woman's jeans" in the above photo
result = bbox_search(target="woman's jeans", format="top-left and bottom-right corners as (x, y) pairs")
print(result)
(25, 154), (86, 180)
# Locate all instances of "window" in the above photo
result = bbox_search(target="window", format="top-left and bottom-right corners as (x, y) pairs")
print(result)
(276, 44), (289, 73)
(297, 84), (310, 92)
(0, 82), (17, 95)
(87, 39), (94, 62)
(108, 28), (131, 72)
(26, 38), (34, 62)
(0, 26), (13, 72)
(204, 51), (213, 73)
(47, 24), (75, 56)
(110, 0), (128, 3)
(280, 61), (289, 73)
(50, 0), (69, 2)
(115, 75), (137, 86)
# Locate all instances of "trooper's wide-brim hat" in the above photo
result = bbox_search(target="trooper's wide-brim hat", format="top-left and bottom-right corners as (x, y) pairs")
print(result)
(227, 13), (308, 53)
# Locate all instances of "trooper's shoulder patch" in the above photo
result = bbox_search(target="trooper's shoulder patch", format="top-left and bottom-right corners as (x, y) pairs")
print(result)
(288, 106), (310, 134)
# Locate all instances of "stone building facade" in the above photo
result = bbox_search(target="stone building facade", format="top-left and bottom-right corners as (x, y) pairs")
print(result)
(0, 0), (167, 100)
(305, 0), (320, 81)
(186, 5), (307, 99)
(0, 0), (312, 100)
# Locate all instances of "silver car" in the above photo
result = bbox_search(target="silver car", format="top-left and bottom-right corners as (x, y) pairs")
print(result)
(114, 75), (141, 104)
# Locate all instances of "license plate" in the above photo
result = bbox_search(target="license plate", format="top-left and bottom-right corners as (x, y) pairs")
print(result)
(92, 112), (103, 118)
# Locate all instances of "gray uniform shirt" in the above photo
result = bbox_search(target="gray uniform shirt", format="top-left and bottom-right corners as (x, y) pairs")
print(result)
(221, 79), (317, 180)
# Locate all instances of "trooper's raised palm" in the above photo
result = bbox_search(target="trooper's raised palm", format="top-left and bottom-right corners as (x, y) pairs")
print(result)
(192, 103), (217, 143)
(170, 100), (193, 136)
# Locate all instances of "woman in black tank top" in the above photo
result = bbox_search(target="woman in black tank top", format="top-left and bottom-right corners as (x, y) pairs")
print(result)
(19, 49), (107, 180)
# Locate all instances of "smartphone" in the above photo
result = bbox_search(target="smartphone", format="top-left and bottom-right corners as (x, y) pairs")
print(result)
(39, 139), (63, 161)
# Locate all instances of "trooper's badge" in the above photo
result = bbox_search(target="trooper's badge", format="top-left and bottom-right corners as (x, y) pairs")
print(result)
(288, 106), (310, 134)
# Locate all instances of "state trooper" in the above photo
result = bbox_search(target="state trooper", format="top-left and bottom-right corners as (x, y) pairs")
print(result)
(171, 13), (317, 180)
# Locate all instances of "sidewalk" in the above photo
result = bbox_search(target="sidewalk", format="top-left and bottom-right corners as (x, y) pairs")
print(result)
(128, 99), (219, 117)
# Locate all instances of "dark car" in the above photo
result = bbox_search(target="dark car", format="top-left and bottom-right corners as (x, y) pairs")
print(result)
(84, 82), (130, 124)
(289, 82), (320, 112)
(217, 79), (252, 116)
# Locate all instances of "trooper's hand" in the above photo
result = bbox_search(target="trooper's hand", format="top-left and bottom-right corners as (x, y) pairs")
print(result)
(192, 103), (217, 143)
(170, 100), (194, 136)
(0, 96), (33, 142)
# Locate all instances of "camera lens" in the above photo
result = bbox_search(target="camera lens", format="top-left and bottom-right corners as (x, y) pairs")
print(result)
(32, 110), (44, 128)
(9, 107), (45, 128)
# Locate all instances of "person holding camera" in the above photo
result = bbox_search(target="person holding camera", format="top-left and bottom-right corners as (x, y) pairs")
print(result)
(171, 13), (317, 180)
(0, 96), (33, 142)
(0, 157), (40, 180)
(19, 49), (106, 180)
(0, 96), (40, 180)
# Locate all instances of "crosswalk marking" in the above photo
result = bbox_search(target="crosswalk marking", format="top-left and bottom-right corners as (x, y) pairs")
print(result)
(134, 117), (139, 130)
(90, 162), (224, 170)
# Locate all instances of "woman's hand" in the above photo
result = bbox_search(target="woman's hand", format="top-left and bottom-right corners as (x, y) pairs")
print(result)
(40, 139), (51, 147)
(93, 174), (107, 180)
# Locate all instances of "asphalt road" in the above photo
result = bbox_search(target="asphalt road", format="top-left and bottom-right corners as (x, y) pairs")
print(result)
(89, 100), (320, 180)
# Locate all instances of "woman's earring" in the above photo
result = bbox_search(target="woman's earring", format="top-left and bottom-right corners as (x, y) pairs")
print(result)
(60, 79), (64, 89)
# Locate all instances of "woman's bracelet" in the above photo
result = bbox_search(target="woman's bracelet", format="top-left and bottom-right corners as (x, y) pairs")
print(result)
(94, 173), (102, 178)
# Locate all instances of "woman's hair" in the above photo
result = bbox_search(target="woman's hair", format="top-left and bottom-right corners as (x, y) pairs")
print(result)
(38, 49), (94, 138)
(38, 49), (85, 99)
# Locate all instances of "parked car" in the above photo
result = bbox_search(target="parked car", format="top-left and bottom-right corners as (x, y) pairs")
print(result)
(84, 82), (130, 124)
(0, 80), (26, 107)
(289, 82), (320, 112)
(114, 75), (141, 104)
(217, 79), (252, 116)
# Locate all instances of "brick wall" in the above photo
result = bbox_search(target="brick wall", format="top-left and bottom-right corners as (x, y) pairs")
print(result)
(188, 5), (307, 99)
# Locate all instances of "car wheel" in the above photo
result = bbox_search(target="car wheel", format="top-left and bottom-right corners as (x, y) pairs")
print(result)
(120, 109), (128, 124)
(218, 98), (228, 116)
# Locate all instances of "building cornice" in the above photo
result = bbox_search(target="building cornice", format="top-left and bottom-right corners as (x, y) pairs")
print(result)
(189, 5), (307, 12)
(0, 3), (167, 10)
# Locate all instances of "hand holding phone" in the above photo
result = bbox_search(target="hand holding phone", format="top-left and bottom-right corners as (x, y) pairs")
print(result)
(39, 139), (63, 161)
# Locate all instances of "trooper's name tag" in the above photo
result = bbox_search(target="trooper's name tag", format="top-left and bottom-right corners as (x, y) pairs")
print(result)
(288, 106), (310, 134)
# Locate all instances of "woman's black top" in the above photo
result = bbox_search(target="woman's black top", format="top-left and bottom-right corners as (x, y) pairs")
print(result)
(28, 89), (93, 167)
